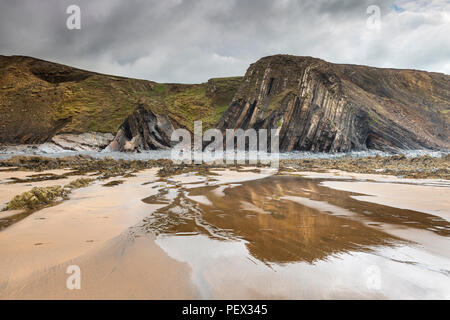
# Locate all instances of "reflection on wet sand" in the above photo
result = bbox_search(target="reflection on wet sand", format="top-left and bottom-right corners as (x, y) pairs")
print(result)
(1, 169), (449, 299)
(138, 175), (446, 264)
(0, 169), (88, 230)
(139, 174), (450, 299)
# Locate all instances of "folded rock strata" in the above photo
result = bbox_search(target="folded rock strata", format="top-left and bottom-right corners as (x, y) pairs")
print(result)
(217, 55), (449, 152)
(105, 104), (176, 152)
(50, 132), (114, 151)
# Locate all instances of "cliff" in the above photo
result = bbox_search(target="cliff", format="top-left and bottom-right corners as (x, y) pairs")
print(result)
(217, 55), (449, 152)
(0, 55), (242, 144)
(1, 54), (448, 153)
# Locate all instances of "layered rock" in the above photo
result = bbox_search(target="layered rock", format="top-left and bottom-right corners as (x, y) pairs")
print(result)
(105, 104), (176, 152)
(50, 132), (114, 151)
(217, 55), (450, 152)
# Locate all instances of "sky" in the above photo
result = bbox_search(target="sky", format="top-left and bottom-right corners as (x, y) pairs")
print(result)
(0, 0), (449, 83)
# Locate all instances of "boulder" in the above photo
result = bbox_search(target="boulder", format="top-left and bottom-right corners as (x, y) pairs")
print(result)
(105, 104), (176, 152)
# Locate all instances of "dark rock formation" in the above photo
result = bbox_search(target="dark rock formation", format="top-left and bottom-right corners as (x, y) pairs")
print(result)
(105, 104), (176, 152)
(217, 55), (450, 152)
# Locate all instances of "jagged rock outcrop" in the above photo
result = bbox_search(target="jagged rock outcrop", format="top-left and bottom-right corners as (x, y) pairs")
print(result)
(105, 104), (176, 152)
(217, 55), (450, 152)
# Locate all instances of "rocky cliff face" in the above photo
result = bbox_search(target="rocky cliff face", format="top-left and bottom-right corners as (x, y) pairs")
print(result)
(217, 55), (449, 152)
(1, 54), (448, 153)
(105, 104), (176, 152)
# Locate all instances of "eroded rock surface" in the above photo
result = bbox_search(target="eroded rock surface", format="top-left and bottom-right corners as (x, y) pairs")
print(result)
(217, 55), (450, 152)
(50, 132), (114, 151)
(105, 104), (176, 152)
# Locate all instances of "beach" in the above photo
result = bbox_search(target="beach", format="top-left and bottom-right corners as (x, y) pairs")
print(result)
(0, 156), (449, 299)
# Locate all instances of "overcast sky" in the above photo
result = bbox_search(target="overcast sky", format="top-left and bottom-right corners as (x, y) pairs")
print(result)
(0, 0), (448, 83)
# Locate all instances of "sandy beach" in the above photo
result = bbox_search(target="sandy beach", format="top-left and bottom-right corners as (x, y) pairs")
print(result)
(0, 164), (449, 299)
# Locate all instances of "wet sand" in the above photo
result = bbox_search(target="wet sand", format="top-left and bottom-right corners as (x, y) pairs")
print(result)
(0, 169), (198, 299)
(0, 169), (80, 208)
(322, 181), (450, 218)
(0, 168), (449, 299)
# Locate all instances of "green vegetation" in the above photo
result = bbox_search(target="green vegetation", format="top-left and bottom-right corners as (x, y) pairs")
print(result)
(164, 86), (212, 131)
(6, 178), (93, 211)
(65, 178), (93, 189)
(54, 75), (156, 133)
(7, 186), (68, 210)
(54, 76), (243, 133)
(0, 56), (242, 143)
(207, 77), (243, 107)
(277, 118), (283, 128)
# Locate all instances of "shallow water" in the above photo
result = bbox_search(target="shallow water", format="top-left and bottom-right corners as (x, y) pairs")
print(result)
(0, 170), (449, 299)
(0, 145), (448, 161)
(138, 175), (450, 299)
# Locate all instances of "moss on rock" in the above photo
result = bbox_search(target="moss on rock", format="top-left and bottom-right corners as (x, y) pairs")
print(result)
(5, 177), (93, 211)
(6, 186), (68, 210)
(65, 177), (93, 189)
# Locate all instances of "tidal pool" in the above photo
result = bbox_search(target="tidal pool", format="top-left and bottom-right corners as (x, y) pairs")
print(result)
(0, 170), (448, 299)
(139, 175), (450, 299)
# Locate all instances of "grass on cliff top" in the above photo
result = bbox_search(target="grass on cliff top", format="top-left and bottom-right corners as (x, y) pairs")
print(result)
(144, 77), (242, 132)
(53, 75), (243, 133)
(0, 56), (242, 142)
(54, 76), (155, 133)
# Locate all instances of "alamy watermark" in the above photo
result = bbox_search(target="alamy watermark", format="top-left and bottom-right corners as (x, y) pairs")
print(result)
(66, 4), (381, 31)
(366, 5), (381, 30)
(66, 265), (81, 290)
(170, 121), (280, 168)
(66, 5), (81, 30)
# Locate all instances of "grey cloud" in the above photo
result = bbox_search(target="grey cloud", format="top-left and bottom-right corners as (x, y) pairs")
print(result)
(0, 0), (448, 83)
